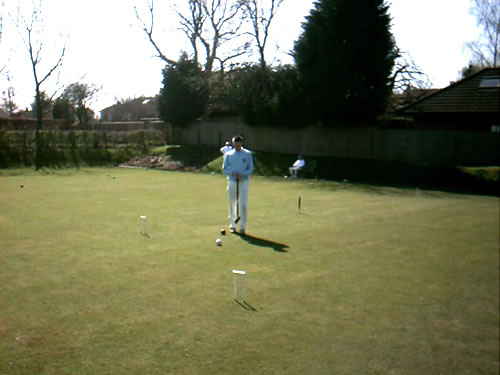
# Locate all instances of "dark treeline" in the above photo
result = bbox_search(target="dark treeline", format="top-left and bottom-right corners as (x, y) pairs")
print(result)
(159, 0), (396, 128)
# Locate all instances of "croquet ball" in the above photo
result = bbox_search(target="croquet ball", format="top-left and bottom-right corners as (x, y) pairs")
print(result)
(216, 238), (222, 246)
(220, 228), (226, 235)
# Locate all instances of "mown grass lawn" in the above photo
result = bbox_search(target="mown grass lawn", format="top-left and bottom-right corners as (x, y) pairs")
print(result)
(0, 168), (498, 375)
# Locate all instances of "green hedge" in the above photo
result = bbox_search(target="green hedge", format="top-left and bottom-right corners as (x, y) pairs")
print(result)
(0, 129), (164, 168)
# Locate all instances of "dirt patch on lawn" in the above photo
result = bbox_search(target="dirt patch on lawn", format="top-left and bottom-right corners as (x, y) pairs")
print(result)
(119, 155), (196, 171)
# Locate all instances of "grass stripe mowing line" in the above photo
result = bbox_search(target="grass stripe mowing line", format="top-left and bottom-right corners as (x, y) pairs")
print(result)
(0, 168), (498, 375)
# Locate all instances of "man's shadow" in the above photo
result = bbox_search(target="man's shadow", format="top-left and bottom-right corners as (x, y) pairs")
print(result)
(234, 299), (258, 311)
(234, 233), (289, 252)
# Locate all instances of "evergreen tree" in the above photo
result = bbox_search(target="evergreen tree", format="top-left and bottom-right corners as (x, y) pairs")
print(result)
(158, 53), (209, 126)
(52, 98), (74, 129)
(225, 64), (307, 127)
(294, 0), (396, 126)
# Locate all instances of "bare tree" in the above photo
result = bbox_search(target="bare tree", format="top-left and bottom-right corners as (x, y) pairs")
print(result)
(1, 75), (18, 115)
(177, 0), (206, 65)
(0, 5), (2, 43)
(466, 0), (500, 66)
(390, 48), (431, 93)
(0, 3), (3, 44)
(1, 1), (6, 75)
(239, 0), (284, 68)
(195, 0), (246, 71)
(135, 0), (247, 71)
(388, 47), (432, 111)
(134, 0), (179, 66)
(16, 0), (66, 169)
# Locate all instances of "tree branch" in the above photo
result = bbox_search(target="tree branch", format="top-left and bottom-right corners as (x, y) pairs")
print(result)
(239, 0), (284, 68)
(134, 1), (178, 66)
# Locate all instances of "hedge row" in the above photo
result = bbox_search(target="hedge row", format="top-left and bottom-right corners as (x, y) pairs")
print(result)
(0, 129), (165, 168)
(3, 129), (165, 147)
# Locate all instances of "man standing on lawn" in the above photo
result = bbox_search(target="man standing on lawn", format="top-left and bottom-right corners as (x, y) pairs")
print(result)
(222, 135), (254, 235)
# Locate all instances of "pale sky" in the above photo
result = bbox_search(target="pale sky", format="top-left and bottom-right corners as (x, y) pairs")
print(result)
(0, 0), (479, 114)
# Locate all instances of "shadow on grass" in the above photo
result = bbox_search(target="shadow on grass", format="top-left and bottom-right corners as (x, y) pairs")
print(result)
(234, 299), (258, 312)
(234, 233), (289, 253)
(162, 145), (221, 169)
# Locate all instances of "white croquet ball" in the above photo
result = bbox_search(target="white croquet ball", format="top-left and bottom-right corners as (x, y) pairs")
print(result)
(216, 238), (222, 246)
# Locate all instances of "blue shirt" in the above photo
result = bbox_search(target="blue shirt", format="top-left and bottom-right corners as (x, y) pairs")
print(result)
(222, 147), (254, 181)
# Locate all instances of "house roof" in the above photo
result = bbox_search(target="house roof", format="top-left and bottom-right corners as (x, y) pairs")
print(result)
(401, 67), (500, 114)
(99, 96), (157, 113)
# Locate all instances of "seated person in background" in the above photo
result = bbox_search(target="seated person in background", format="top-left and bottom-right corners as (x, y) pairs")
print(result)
(289, 155), (305, 177)
(220, 141), (233, 154)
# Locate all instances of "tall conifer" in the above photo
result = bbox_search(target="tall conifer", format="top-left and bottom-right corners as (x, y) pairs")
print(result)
(294, 0), (396, 126)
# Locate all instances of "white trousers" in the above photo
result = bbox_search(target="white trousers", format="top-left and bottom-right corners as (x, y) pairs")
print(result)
(289, 167), (301, 177)
(227, 179), (249, 230)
